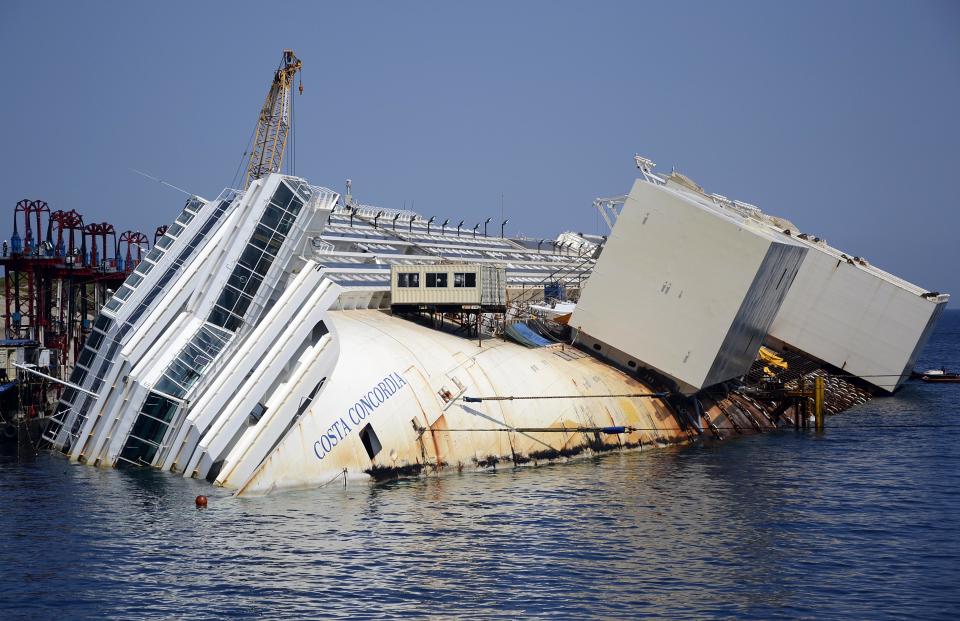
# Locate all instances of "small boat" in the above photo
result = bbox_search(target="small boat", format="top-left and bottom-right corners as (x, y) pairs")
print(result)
(920, 368), (960, 383)
(529, 301), (576, 323)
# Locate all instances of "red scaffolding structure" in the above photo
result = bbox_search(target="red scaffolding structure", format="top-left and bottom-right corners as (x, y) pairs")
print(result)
(2, 199), (153, 372)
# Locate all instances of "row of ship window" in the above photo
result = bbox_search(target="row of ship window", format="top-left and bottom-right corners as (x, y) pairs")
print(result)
(53, 198), (232, 446)
(118, 183), (306, 464)
(396, 272), (477, 288)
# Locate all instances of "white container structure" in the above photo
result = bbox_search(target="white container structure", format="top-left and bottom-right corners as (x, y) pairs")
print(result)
(766, 240), (948, 393)
(571, 176), (808, 395)
(589, 156), (951, 395)
(390, 263), (506, 308)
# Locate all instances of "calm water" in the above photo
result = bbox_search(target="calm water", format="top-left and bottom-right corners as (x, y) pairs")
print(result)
(2, 312), (959, 620)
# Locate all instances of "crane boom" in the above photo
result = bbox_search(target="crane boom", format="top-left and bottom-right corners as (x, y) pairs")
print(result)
(244, 49), (302, 189)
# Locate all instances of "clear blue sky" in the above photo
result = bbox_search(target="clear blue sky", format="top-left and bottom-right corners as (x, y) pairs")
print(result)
(2, 1), (957, 299)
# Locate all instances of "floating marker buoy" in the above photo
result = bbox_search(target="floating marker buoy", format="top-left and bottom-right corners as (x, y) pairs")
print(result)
(195, 495), (208, 508)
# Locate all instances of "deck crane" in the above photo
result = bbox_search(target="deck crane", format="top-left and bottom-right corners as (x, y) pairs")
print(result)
(243, 49), (303, 189)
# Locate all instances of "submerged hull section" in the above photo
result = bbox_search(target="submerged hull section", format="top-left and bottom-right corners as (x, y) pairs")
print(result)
(228, 310), (692, 495)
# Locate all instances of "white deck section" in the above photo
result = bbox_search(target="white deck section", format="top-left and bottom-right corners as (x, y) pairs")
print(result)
(571, 178), (807, 394)
(767, 242), (948, 392)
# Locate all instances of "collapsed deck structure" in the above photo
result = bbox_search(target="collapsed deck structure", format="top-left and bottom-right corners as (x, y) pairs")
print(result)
(36, 154), (947, 494)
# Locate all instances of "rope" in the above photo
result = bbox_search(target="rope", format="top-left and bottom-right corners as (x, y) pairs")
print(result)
(436, 423), (960, 433)
(317, 467), (348, 488)
(441, 426), (661, 434)
(230, 101), (262, 190)
(463, 392), (669, 403)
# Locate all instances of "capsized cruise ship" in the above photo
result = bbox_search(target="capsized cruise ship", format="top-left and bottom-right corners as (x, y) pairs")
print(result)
(40, 157), (949, 495)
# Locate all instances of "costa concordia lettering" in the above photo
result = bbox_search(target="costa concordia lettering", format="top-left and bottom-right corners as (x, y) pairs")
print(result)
(40, 157), (949, 495)
(315, 373), (408, 461)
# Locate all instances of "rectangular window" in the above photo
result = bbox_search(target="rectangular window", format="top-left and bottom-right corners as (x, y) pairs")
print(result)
(238, 245), (271, 276)
(250, 224), (284, 256)
(454, 272), (477, 288)
(397, 273), (420, 288)
(87, 330), (106, 350)
(359, 423), (382, 460)
(426, 273), (448, 288)
(94, 315), (113, 332)
(271, 182), (294, 211)
(77, 347), (96, 369)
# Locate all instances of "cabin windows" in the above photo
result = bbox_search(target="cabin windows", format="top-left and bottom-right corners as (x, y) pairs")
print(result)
(426, 273), (448, 288)
(249, 402), (267, 425)
(87, 329), (106, 350)
(133, 260), (153, 276)
(359, 423), (383, 460)
(77, 347), (96, 369)
(118, 391), (181, 466)
(94, 315), (113, 333)
(454, 272), (476, 288)
(397, 273), (420, 288)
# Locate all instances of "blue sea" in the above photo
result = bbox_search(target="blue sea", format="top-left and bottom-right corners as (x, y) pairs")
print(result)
(2, 311), (959, 619)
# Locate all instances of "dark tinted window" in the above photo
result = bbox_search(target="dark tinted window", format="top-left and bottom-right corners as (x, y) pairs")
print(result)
(426, 273), (448, 288)
(454, 272), (476, 288)
(397, 273), (420, 287)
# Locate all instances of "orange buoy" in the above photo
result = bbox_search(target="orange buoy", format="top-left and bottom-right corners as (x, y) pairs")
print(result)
(195, 495), (208, 508)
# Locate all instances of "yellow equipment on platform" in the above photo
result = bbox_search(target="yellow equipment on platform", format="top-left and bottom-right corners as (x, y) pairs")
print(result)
(758, 346), (788, 377)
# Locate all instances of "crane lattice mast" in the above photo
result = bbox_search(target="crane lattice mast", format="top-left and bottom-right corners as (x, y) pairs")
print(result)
(243, 49), (302, 189)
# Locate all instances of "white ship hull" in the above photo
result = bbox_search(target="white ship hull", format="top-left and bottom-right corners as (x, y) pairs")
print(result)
(226, 309), (688, 494)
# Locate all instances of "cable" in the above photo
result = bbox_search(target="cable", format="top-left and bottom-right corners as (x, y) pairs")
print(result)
(434, 423), (960, 433)
(463, 392), (669, 403)
(230, 115), (259, 190)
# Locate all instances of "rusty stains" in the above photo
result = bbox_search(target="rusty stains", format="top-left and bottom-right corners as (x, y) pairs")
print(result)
(365, 463), (425, 481)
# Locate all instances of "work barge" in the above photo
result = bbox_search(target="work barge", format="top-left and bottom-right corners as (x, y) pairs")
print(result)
(20, 156), (946, 495)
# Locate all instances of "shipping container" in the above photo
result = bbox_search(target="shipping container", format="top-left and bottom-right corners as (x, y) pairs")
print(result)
(390, 263), (506, 308)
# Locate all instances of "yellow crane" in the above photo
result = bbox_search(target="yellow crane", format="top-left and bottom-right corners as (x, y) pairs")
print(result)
(244, 49), (303, 189)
